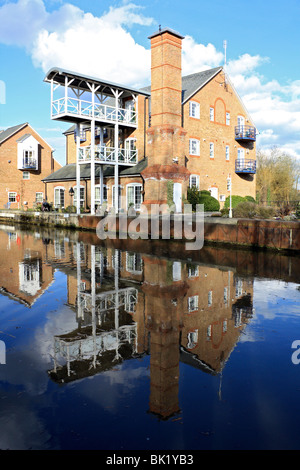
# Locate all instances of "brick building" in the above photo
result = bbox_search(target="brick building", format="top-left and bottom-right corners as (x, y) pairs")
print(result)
(43, 27), (257, 213)
(0, 122), (60, 209)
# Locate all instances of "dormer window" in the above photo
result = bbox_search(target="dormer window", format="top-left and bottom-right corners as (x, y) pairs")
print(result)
(17, 135), (38, 170)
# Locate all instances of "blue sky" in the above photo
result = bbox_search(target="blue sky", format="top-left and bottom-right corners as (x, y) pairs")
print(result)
(0, 0), (300, 165)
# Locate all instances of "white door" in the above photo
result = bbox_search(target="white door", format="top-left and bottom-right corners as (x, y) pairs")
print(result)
(173, 183), (182, 213)
(209, 187), (219, 200)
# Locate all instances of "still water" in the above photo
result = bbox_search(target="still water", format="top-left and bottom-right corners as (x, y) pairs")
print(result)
(0, 224), (300, 450)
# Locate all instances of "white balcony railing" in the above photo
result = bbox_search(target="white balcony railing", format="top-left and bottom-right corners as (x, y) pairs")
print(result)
(78, 145), (138, 166)
(22, 157), (37, 169)
(52, 97), (137, 126)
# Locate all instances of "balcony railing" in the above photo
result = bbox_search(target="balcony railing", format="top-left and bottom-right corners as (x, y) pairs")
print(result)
(78, 145), (138, 166)
(235, 159), (256, 174)
(22, 157), (37, 169)
(52, 97), (137, 126)
(235, 125), (256, 141)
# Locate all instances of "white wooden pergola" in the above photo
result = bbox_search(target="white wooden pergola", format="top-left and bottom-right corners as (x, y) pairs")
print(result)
(44, 68), (150, 215)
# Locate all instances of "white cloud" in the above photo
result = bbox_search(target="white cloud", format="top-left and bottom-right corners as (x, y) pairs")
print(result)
(1, 0), (300, 160)
(182, 35), (223, 75)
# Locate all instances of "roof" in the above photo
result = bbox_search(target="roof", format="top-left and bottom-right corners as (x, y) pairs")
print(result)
(0, 123), (27, 145)
(148, 27), (185, 40)
(44, 68), (151, 99)
(42, 158), (148, 182)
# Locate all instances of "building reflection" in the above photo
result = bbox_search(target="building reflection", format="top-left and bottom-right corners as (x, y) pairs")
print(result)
(0, 226), (255, 420)
(44, 238), (254, 420)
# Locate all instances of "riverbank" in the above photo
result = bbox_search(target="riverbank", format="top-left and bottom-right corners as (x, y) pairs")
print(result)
(0, 209), (299, 253)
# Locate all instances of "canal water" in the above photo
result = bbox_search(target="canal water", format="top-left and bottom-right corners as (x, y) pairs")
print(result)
(0, 224), (299, 450)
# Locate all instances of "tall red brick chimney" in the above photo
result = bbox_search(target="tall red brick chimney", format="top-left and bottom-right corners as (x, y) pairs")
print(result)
(141, 27), (190, 211)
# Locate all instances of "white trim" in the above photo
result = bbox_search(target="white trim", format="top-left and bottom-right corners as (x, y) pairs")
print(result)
(126, 182), (143, 210)
(189, 174), (200, 189)
(189, 138), (200, 156)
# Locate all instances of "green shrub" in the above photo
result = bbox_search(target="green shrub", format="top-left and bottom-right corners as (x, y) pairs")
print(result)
(64, 205), (77, 213)
(198, 195), (220, 212)
(224, 195), (245, 209)
(187, 187), (220, 212)
(296, 203), (300, 219)
(233, 201), (258, 218)
(244, 195), (256, 203)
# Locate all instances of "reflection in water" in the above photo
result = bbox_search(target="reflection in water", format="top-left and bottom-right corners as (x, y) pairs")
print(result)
(0, 225), (254, 420)
(0, 225), (299, 449)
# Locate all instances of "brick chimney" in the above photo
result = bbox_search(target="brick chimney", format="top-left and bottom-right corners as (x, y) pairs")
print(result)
(142, 27), (190, 212)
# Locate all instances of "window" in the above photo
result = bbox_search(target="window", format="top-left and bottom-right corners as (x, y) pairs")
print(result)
(210, 107), (214, 121)
(187, 330), (198, 349)
(54, 187), (65, 208)
(95, 185), (108, 204)
(23, 150), (36, 168)
(209, 143), (214, 159)
(220, 195), (226, 202)
(23, 171), (30, 180)
(208, 290), (213, 307)
(189, 138), (200, 156)
(126, 252), (143, 274)
(226, 145), (230, 161)
(226, 112), (230, 125)
(224, 287), (228, 304)
(189, 101), (200, 119)
(36, 192), (43, 203)
(127, 183), (143, 210)
(189, 174), (200, 189)
(8, 192), (16, 203)
(188, 295), (199, 312)
(74, 187), (85, 208)
(238, 148), (245, 161)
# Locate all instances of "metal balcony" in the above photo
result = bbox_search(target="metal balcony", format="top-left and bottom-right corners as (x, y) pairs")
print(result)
(235, 125), (256, 142)
(52, 97), (137, 127)
(22, 158), (37, 170)
(78, 145), (138, 166)
(235, 159), (256, 174)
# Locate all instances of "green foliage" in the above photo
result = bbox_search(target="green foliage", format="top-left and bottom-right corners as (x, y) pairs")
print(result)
(166, 180), (174, 207)
(200, 196), (220, 212)
(244, 195), (256, 203)
(64, 205), (77, 213)
(224, 195), (245, 209)
(296, 203), (300, 219)
(187, 187), (220, 212)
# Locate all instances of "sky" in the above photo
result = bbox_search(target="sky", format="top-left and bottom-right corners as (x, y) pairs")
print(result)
(0, 0), (300, 165)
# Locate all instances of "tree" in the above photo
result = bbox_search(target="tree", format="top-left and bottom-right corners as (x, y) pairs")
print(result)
(256, 147), (300, 205)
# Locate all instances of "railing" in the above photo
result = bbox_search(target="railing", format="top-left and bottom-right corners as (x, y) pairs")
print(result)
(235, 159), (256, 174)
(78, 145), (138, 165)
(22, 158), (37, 169)
(52, 97), (137, 125)
(235, 125), (256, 141)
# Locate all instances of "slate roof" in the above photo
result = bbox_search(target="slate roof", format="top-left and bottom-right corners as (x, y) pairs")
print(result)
(42, 158), (148, 182)
(140, 66), (223, 103)
(0, 123), (27, 144)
